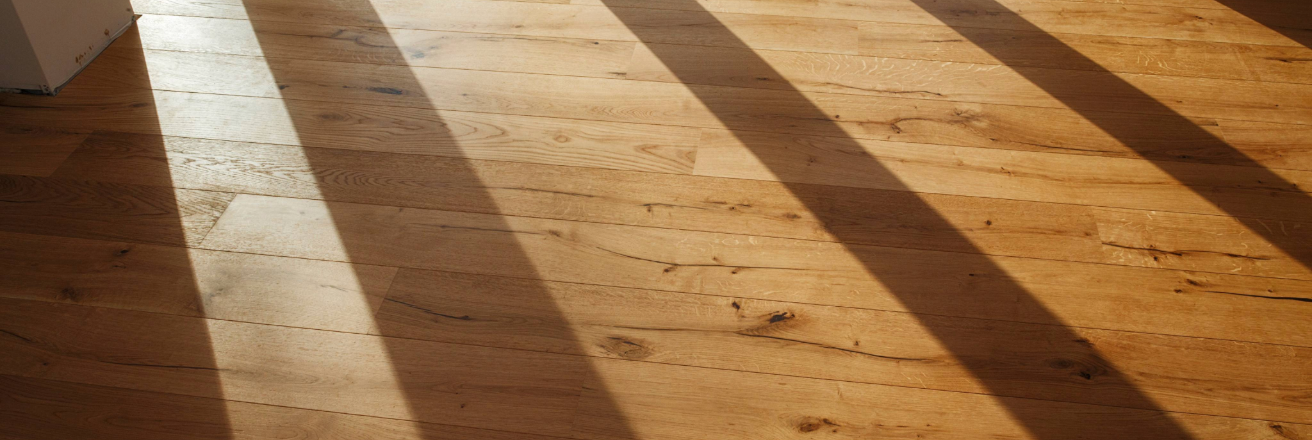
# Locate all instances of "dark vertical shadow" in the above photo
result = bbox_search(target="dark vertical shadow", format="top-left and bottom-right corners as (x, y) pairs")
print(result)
(894, 0), (1312, 265)
(238, 1), (637, 438)
(595, 0), (1271, 437)
(1209, 0), (1312, 48)
(0, 24), (235, 439)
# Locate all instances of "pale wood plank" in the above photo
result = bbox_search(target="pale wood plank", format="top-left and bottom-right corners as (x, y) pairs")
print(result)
(1091, 207), (1312, 278)
(624, 42), (1312, 125)
(0, 175), (233, 247)
(0, 231), (396, 334)
(132, 0), (860, 54)
(0, 298), (589, 437)
(857, 22), (1312, 84)
(199, 194), (1312, 347)
(692, 129), (1312, 223)
(50, 45), (1312, 172)
(55, 130), (1312, 281)
(0, 125), (90, 177)
(380, 269), (1312, 422)
(0, 298), (1302, 440)
(575, 0), (1306, 46)
(0, 88), (700, 175)
(120, 14), (636, 79)
(573, 357), (1308, 440)
(0, 375), (559, 440)
(50, 131), (1100, 261)
(127, 11), (1312, 86)
(132, 0), (1303, 47)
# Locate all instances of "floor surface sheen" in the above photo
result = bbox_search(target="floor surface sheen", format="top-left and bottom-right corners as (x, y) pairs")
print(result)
(1, 0), (1310, 438)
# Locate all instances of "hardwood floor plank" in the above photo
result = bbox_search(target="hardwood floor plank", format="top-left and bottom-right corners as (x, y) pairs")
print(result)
(0, 298), (589, 437)
(1088, 207), (1312, 280)
(132, 0), (1303, 47)
(577, 0), (1306, 46)
(0, 88), (700, 175)
(624, 42), (1312, 125)
(49, 45), (1312, 172)
(0, 1), (1298, 438)
(0, 175), (232, 247)
(0, 126), (90, 177)
(128, 12), (1312, 86)
(198, 194), (1312, 347)
(111, 15), (1312, 123)
(132, 0), (861, 54)
(379, 269), (1312, 422)
(572, 357), (1308, 440)
(122, 14), (637, 79)
(0, 231), (396, 334)
(0, 375), (559, 440)
(857, 22), (1312, 84)
(693, 129), (1312, 223)
(0, 298), (1302, 440)
(55, 130), (1312, 281)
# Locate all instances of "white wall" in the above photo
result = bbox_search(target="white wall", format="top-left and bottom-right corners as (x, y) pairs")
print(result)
(1, 0), (134, 93)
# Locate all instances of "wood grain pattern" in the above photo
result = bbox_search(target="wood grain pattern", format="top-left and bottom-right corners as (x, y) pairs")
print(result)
(573, 357), (1307, 440)
(624, 42), (1312, 125)
(132, 0), (860, 54)
(2, 0), (1308, 436)
(0, 126), (90, 177)
(55, 130), (1312, 281)
(53, 46), (1312, 172)
(108, 16), (1312, 127)
(0, 298), (1303, 440)
(199, 194), (1312, 347)
(0, 375), (557, 440)
(857, 21), (1312, 84)
(0, 88), (700, 174)
(0, 298), (589, 437)
(0, 231), (396, 334)
(123, 14), (637, 79)
(0, 175), (232, 247)
(693, 129), (1312, 223)
(575, 0), (1306, 46)
(379, 269), (1312, 422)
(134, 0), (1304, 46)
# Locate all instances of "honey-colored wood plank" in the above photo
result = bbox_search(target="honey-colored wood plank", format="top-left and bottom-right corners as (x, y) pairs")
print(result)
(857, 22), (1312, 84)
(0, 175), (233, 247)
(624, 43), (1312, 125)
(0, 231), (396, 334)
(0, 298), (1302, 440)
(133, 0), (860, 54)
(0, 126), (90, 177)
(693, 129), (1312, 223)
(0, 88), (700, 174)
(0, 375), (559, 440)
(572, 357), (1308, 440)
(380, 269), (1312, 422)
(127, 11), (1312, 87)
(133, 0), (1303, 47)
(0, 298), (589, 437)
(121, 14), (637, 79)
(574, 0), (1305, 46)
(1089, 207), (1312, 280)
(55, 130), (1312, 281)
(199, 194), (1312, 347)
(50, 45), (1312, 172)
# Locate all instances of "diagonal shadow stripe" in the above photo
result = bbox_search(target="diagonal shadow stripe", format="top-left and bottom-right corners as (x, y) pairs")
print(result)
(1208, 0), (1312, 49)
(596, 0), (1312, 437)
(891, 0), (1312, 267)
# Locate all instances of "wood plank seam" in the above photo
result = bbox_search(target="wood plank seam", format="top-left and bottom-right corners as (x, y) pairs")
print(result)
(1, 295), (1301, 424)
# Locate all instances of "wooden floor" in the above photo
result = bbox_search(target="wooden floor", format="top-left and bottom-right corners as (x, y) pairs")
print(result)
(2, 0), (1311, 438)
